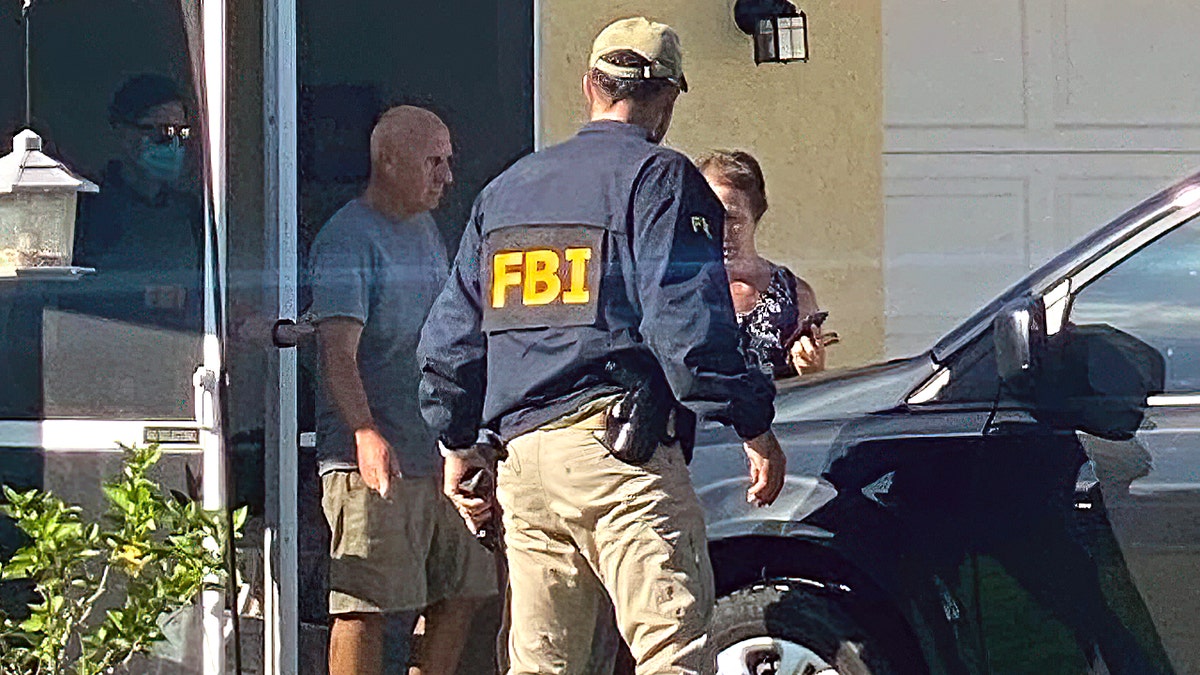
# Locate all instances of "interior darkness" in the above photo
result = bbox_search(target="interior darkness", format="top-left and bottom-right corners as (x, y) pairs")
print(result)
(297, 0), (534, 260)
(294, 1), (533, 641)
(0, 0), (535, 419)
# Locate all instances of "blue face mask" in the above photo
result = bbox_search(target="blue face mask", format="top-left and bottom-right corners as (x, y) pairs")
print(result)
(136, 138), (186, 184)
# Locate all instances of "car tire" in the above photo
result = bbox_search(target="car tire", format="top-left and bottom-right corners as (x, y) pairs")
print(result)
(707, 580), (900, 675)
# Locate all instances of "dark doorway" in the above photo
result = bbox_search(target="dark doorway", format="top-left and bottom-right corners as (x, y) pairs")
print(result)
(295, 3), (533, 673)
(296, 0), (534, 253)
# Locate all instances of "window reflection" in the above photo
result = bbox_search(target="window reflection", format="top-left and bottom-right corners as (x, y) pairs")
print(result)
(69, 74), (203, 330)
(1072, 217), (1200, 394)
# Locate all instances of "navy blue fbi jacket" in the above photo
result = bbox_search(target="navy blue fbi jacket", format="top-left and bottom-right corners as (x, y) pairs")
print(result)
(417, 120), (776, 449)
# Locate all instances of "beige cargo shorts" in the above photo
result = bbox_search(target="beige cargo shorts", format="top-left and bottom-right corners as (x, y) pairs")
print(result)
(322, 471), (498, 615)
(496, 410), (715, 675)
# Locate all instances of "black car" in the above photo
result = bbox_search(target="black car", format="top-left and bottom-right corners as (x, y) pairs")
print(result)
(696, 172), (1200, 674)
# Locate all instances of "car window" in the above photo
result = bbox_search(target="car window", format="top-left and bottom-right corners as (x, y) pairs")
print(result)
(929, 326), (1001, 405)
(1069, 216), (1200, 394)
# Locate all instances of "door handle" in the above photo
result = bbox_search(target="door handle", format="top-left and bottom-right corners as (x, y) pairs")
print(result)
(272, 316), (315, 348)
(984, 409), (1040, 436)
(192, 366), (219, 430)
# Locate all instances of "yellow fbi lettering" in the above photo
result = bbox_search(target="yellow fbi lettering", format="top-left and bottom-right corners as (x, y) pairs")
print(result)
(480, 226), (603, 331)
(491, 247), (592, 308)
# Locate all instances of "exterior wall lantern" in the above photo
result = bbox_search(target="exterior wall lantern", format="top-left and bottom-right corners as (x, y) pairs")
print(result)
(734, 0), (809, 64)
(0, 129), (98, 277)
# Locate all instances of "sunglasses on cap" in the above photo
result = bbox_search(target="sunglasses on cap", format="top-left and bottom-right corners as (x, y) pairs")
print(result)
(128, 123), (192, 145)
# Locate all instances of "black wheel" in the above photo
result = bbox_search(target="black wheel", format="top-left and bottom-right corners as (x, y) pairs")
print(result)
(708, 580), (901, 675)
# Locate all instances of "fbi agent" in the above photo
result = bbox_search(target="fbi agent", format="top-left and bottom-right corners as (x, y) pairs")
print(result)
(418, 17), (786, 674)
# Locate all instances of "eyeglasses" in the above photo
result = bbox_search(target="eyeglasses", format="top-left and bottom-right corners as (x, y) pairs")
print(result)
(129, 123), (192, 145)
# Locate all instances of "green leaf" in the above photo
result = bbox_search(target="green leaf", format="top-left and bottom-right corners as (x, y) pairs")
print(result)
(1, 551), (35, 580)
(103, 609), (123, 630)
(231, 506), (248, 532)
(101, 485), (132, 513)
(18, 615), (43, 633)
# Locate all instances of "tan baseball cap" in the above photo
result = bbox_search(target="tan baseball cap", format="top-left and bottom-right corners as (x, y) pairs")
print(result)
(589, 17), (688, 92)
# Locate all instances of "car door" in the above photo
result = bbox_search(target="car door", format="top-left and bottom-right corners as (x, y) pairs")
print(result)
(1063, 211), (1200, 674)
(913, 324), (1096, 673)
(907, 207), (1200, 673)
(948, 209), (1200, 674)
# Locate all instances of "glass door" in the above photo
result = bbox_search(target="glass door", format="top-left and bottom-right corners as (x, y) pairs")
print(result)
(0, 0), (226, 671)
(275, 1), (536, 672)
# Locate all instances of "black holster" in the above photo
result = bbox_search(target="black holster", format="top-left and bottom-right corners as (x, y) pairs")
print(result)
(601, 359), (696, 465)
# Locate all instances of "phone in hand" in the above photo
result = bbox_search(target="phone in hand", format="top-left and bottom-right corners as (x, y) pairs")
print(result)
(791, 310), (829, 342)
(457, 467), (499, 551)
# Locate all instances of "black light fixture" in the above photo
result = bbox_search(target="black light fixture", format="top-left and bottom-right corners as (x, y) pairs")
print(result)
(734, 0), (809, 65)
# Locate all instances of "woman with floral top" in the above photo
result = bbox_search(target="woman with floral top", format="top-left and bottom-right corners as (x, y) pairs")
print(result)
(697, 150), (833, 378)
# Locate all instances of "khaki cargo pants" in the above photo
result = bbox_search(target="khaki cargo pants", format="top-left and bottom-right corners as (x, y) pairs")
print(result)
(496, 410), (715, 675)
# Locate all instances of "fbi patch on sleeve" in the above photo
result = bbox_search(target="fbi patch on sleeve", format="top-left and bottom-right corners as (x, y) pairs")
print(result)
(481, 224), (605, 333)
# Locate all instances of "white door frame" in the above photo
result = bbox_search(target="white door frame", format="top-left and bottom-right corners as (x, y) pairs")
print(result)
(199, 0), (229, 672)
(262, 0), (300, 671)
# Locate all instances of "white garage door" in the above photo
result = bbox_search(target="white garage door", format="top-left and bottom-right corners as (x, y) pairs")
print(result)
(884, 0), (1200, 357)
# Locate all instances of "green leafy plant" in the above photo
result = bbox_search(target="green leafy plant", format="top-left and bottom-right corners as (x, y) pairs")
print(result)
(0, 444), (245, 675)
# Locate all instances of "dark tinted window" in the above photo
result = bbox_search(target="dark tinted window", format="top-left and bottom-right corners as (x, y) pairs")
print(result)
(932, 326), (1001, 404)
(0, 1), (201, 420)
(1070, 217), (1200, 394)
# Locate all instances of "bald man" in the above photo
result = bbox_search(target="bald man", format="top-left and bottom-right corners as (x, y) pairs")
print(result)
(309, 106), (496, 675)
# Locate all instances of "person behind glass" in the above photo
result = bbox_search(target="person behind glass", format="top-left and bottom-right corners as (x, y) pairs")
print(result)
(72, 73), (202, 329)
(697, 150), (830, 378)
(310, 106), (496, 675)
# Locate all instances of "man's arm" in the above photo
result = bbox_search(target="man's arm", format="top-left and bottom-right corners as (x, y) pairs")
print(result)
(632, 154), (784, 505)
(317, 318), (399, 498)
(418, 204), (488, 450)
(308, 221), (398, 498)
(631, 154), (775, 439)
(418, 203), (494, 526)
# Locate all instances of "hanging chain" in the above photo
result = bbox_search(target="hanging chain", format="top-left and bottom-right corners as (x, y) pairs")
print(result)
(22, 1), (32, 126)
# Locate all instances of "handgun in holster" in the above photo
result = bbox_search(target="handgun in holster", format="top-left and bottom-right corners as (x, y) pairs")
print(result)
(601, 359), (696, 465)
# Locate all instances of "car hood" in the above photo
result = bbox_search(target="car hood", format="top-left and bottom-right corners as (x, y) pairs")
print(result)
(692, 355), (937, 540)
(771, 355), (936, 423)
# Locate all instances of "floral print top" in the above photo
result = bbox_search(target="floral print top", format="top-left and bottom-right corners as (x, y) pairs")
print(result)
(736, 263), (802, 379)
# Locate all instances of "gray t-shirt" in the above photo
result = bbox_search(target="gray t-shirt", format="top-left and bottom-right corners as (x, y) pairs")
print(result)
(308, 199), (449, 476)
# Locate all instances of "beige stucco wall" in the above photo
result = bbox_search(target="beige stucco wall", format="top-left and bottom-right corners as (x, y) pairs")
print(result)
(539, 1), (884, 366)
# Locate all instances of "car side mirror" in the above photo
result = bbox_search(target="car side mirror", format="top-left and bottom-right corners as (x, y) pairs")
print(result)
(1035, 323), (1165, 440)
(993, 296), (1046, 394)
